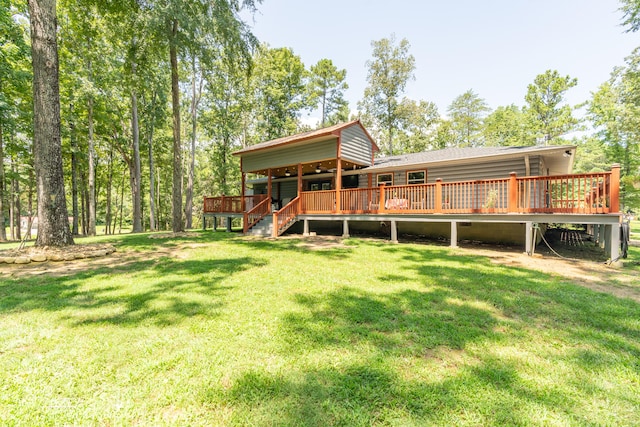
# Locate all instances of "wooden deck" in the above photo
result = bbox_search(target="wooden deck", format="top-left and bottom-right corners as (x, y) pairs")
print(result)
(203, 169), (621, 237)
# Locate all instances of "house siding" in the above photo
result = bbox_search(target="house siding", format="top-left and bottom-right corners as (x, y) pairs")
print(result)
(426, 157), (534, 183)
(242, 138), (337, 172)
(340, 126), (374, 166)
(279, 180), (298, 201)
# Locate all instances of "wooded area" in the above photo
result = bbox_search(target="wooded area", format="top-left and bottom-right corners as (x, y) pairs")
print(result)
(0, 0), (639, 244)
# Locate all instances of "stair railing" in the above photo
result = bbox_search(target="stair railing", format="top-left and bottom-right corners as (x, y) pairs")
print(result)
(243, 197), (272, 233)
(273, 196), (301, 237)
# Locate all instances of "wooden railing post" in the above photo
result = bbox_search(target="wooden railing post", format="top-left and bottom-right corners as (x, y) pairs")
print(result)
(610, 164), (620, 213)
(379, 184), (386, 212)
(435, 179), (443, 213)
(272, 213), (278, 238)
(243, 212), (248, 234)
(508, 172), (517, 213)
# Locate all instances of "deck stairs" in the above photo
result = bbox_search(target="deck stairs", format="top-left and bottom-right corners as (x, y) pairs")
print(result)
(247, 215), (273, 237)
(247, 214), (298, 237)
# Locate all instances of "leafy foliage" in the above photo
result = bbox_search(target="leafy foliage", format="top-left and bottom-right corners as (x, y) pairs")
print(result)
(359, 35), (416, 155)
(524, 70), (578, 145)
(307, 59), (349, 127)
(447, 89), (490, 147)
(588, 48), (640, 211)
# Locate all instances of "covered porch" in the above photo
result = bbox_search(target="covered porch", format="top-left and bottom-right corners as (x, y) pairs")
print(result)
(203, 166), (621, 255)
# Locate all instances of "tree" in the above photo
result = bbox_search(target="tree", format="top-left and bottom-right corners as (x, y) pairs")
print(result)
(253, 45), (308, 141)
(27, 0), (74, 246)
(447, 89), (490, 147)
(620, 0), (640, 32)
(359, 35), (415, 155)
(157, 0), (259, 232)
(1, 0), (31, 241)
(588, 49), (640, 211)
(483, 104), (535, 146)
(524, 70), (578, 145)
(395, 98), (439, 153)
(185, 55), (204, 230)
(307, 59), (349, 127)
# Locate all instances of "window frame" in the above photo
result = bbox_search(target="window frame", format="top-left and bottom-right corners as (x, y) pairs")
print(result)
(376, 173), (394, 186)
(406, 170), (426, 185)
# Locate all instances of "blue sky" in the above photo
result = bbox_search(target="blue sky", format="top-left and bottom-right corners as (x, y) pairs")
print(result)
(245, 0), (638, 122)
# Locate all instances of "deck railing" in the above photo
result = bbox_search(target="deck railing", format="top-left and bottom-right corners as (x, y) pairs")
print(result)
(203, 194), (268, 214)
(243, 197), (271, 233)
(301, 190), (336, 213)
(204, 166), (620, 235)
(273, 196), (301, 237)
(295, 168), (619, 216)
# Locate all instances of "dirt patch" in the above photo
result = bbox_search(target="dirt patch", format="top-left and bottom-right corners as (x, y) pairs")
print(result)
(451, 246), (640, 303)
(285, 235), (350, 251)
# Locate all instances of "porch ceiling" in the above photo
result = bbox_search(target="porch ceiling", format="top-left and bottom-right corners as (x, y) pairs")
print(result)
(251, 159), (365, 178)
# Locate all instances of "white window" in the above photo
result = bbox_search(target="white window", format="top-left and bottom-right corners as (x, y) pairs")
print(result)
(376, 173), (393, 186)
(407, 170), (426, 185)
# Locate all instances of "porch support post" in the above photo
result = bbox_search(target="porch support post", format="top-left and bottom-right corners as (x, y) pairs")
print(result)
(604, 224), (611, 254)
(608, 223), (621, 262)
(226, 217), (232, 232)
(335, 135), (342, 213)
(435, 179), (443, 213)
(267, 169), (272, 210)
(241, 174), (246, 211)
(297, 163), (303, 195)
(450, 221), (458, 248)
(610, 164), (620, 213)
(303, 218), (309, 236)
(213, 216), (217, 231)
(203, 215), (206, 230)
(241, 158), (246, 212)
(525, 221), (533, 255)
(342, 219), (349, 238)
(508, 172), (517, 213)
(598, 224), (605, 248)
(390, 220), (398, 243)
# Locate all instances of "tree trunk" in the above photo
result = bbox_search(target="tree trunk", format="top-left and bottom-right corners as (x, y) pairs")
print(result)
(105, 147), (113, 235)
(9, 158), (15, 240)
(80, 183), (86, 235)
(26, 168), (34, 240)
(70, 107), (79, 235)
(169, 19), (183, 232)
(87, 95), (96, 236)
(28, 0), (74, 247)
(0, 121), (6, 241)
(118, 168), (125, 233)
(13, 161), (21, 241)
(185, 57), (203, 230)
(147, 92), (157, 231)
(131, 90), (142, 232)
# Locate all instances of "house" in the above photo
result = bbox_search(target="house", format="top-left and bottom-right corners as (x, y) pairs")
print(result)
(203, 120), (622, 260)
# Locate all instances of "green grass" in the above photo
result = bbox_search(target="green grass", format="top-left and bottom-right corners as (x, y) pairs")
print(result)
(631, 219), (640, 239)
(1, 232), (639, 426)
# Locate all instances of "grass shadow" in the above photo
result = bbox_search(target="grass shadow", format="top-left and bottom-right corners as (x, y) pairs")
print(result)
(0, 256), (266, 327)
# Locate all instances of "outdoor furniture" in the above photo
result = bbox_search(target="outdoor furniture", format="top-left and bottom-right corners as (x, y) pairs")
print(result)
(385, 198), (409, 209)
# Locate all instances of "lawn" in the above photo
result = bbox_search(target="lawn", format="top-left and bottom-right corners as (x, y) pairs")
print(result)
(1, 232), (639, 426)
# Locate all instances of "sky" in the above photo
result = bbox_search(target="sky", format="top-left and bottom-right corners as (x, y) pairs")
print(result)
(244, 0), (638, 123)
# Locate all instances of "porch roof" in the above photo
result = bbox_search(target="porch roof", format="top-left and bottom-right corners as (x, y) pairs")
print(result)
(366, 145), (576, 175)
(233, 120), (379, 156)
